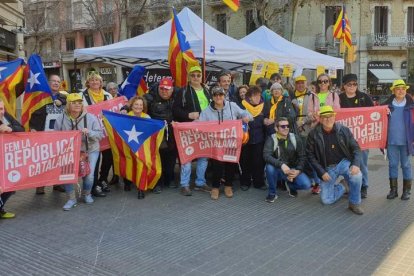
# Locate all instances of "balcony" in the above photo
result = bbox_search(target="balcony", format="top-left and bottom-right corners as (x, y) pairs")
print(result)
(315, 32), (357, 51)
(367, 33), (414, 50)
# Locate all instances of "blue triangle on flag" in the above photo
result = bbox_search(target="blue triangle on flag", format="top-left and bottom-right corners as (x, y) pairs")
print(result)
(0, 59), (24, 82)
(102, 110), (165, 153)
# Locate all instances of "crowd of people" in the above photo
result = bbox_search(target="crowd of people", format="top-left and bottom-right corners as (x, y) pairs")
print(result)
(0, 68), (413, 218)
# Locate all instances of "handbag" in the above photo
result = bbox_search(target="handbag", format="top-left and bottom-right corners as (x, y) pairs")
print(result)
(77, 116), (91, 177)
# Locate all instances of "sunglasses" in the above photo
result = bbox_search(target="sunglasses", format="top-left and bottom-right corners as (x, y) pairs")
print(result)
(345, 82), (358, 87)
(278, 124), (289, 129)
(190, 74), (202, 78)
(318, 79), (329, 84)
(213, 93), (225, 97)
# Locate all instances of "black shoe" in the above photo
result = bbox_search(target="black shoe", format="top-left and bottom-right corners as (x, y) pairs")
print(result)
(152, 185), (162, 194)
(109, 175), (119, 185)
(361, 186), (367, 199)
(254, 185), (267, 191)
(265, 194), (277, 203)
(137, 190), (145, 199)
(240, 184), (250, 191)
(92, 186), (106, 197)
(288, 189), (298, 198)
(99, 180), (111, 193)
(53, 185), (66, 192)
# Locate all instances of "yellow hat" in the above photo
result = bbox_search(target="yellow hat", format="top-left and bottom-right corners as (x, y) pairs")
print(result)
(67, 93), (83, 102)
(390, 79), (409, 91)
(295, 75), (307, 82)
(189, 65), (202, 74)
(319, 105), (336, 116)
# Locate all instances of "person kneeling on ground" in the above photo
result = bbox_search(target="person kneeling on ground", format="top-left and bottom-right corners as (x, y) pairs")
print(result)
(306, 105), (364, 215)
(263, 117), (311, 203)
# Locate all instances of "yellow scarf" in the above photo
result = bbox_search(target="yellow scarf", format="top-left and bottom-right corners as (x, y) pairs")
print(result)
(295, 90), (306, 98)
(276, 133), (288, 148)
(242, 100), (264, 117)
(127, 110), (149, 118)
(269, 96), (283, 120)
(88, 89), (105, 103)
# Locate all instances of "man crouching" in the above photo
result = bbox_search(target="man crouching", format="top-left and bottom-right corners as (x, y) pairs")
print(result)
(306, 105), (363, 215)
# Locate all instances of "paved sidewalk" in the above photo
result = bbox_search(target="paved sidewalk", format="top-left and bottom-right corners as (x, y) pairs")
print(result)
(1, 150), (414, 275)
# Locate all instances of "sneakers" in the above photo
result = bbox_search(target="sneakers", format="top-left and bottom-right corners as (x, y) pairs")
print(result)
(211, 188), (219, 200)
(99, 180), (111, 192)
(224, 186), (233, 198)
(194, 184), (212, 192)
(361, 186), (367, 199)
(0, 210), (16, 219)
(181, 187), (192, 196)
(62, 199), (77, 211)
(35, 187), (45, 195)
(240, 184), (250, 191)
(84, 194), (94, 204)
(152, 185), (162, 194)
(265, 194), (277, 203)
(92, 186), (106, 197)
(311, 185), (320, 195)
(137, 189), (145, 199)
(288, 189), (298, 198)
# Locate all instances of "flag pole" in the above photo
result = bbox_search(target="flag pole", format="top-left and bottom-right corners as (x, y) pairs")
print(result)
(201, 0), (206, 82)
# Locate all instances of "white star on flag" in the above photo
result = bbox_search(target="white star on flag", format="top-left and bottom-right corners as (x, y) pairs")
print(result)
(121, 79), (130, 90)
(28, 70), (41, 89)
(124, 125), (143, 144)
(180, 31), (189, 44)
(0, 67), (7, 80)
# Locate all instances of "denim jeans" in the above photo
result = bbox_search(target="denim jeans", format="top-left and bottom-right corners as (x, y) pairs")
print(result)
(65, 151), (100, 198)
(265, 164), (311, 196)
(360, 149), (369, 187)
(180, 158), (208, 187)
(320, 159), (362, 205)
(387, 145), (412, 180)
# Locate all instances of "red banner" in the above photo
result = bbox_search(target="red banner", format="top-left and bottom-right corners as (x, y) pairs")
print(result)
(0, 131), (82, 192)
(85, 96), (128, 151)
(173, 120), (243, 164)
(335, 106), (388, 150)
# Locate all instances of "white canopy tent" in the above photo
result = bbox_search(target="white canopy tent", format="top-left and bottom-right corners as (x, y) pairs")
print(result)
(240, 26), (344, 70)
(74, 8), (302, 71)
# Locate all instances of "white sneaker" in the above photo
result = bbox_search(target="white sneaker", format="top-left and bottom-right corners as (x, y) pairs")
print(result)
(84, 194), (94, 204)
(63, 199), (77, 211)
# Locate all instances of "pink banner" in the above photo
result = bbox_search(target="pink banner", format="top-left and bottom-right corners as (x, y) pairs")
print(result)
(335, 106), (388, 150)
(0, 131), (82, 192)
(85, 96), (128, 151)
(173, 120), (243, 164)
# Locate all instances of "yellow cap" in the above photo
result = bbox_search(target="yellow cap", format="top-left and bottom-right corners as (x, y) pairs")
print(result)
(189, 66), (202, 73)
(67, 93), (83, 102)
(295, 75), (307, 82)
(319, 105), (336, 116)
(390, 79), (409, 91)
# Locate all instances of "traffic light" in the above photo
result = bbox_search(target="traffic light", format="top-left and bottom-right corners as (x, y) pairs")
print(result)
(346, 45), (357, 63)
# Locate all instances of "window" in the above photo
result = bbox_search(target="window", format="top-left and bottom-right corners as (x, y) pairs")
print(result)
(216, 14), (227, 34)
(84, 34), (94, 48)
(104, 32), (113, 45)
(130, 25), (144, 37)
(66, 37), (75, 51)
(408, 7), (414, 45)
(374, 6), (388, 46)
(246, 10), (256, 35)
(325, 6), (341, 34)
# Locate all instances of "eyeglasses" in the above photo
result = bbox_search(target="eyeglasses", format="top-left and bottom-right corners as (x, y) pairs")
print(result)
(278, 125), (289, 129)
(213, 93), (225, 97)
(318, 79), (329, 84)
(190, 74), (202, 78)
(345, 82), (358, 87)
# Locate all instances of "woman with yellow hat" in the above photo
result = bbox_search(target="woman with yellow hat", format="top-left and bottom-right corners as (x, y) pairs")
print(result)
(383, 79), (414, 200)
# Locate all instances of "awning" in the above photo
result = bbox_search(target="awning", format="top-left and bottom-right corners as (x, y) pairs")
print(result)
(369, 69), (401, 83)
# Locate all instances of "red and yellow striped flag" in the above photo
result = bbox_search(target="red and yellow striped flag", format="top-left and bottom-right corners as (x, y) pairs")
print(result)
(333, 6), (352, 49)
(168, 8), (198, 88)
(223, 0), (240, 12)
(0, 59), (25, 116)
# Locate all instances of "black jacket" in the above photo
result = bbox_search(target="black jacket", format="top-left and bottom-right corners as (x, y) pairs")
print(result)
(339, 90), (374, 108)
(173, 84), (211, 122)
(29, 92), (67, 131)
(306, 123), (361, 178)
(263, 133), (306, 171)
(3, 112), (24, 132)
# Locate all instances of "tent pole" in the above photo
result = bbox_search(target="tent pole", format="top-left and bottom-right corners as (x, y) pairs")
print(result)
(202, 0), (206, 82)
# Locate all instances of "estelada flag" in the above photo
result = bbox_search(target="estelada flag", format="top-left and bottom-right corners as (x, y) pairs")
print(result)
(102, 110), (165, 191)
(21, 54), (53, 130)
(119, 65), (148, 99)
(168, 8), (199, 88)
(0, 58), (25, 116)
(223, 0), (240, 12)
(333, 6), (352, 49)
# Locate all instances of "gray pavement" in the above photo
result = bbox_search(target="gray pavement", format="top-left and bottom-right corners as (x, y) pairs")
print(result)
(1, 149), (414, 276)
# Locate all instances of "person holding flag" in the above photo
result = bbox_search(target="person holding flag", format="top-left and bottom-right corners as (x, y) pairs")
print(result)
(173, 65), (212, 196)
(54, 93), (103, 211)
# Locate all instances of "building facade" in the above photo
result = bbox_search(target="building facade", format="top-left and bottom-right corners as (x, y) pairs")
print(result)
(0, 0), (25, 61)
